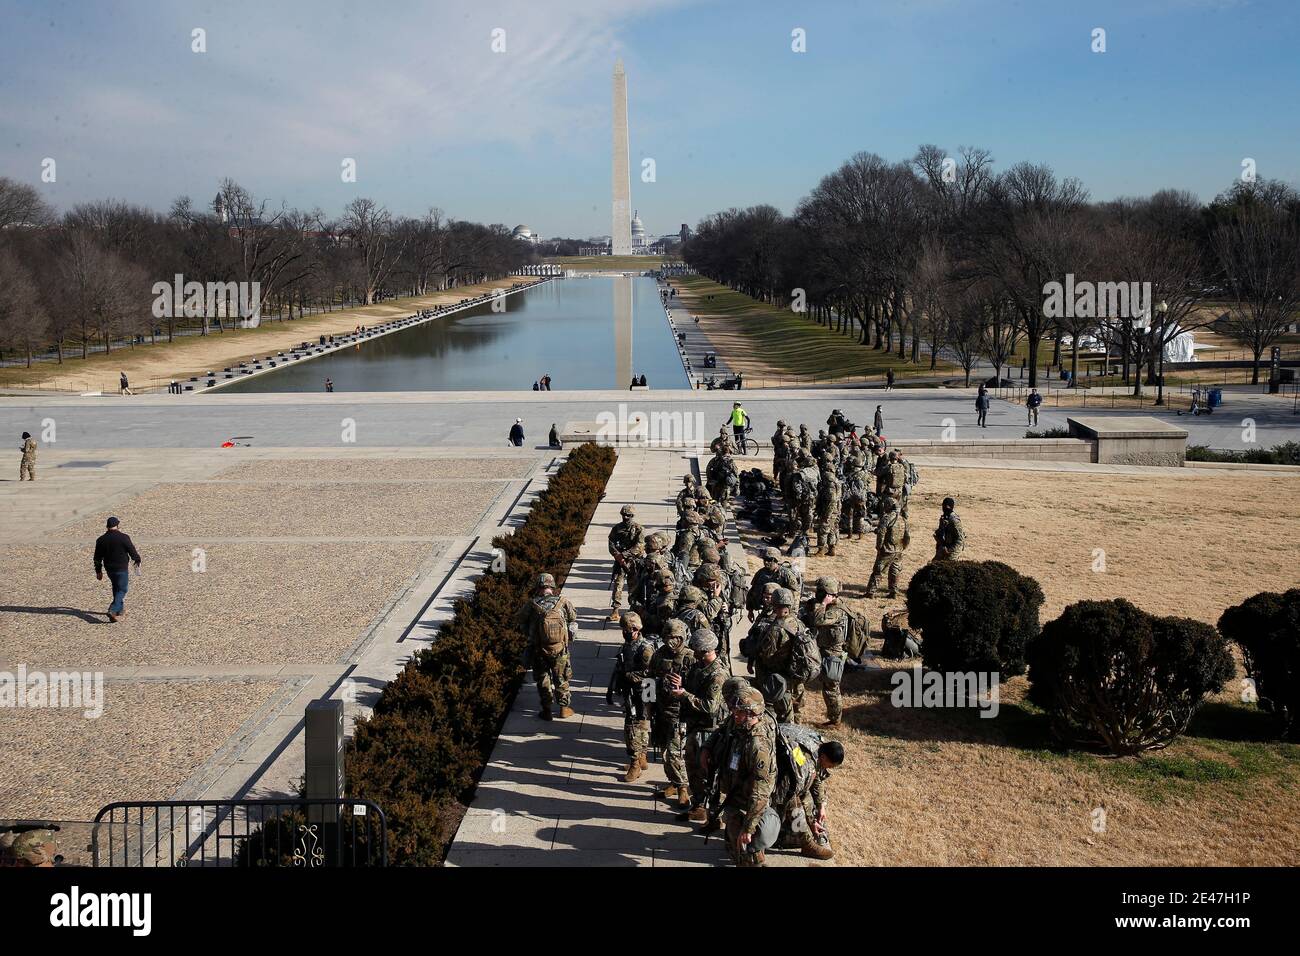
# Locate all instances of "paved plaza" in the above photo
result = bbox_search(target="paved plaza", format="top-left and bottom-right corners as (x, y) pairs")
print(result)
(3, 386), (1297, 451)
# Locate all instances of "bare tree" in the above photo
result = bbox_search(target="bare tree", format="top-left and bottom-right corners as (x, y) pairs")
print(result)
(0, 250), (49, 366)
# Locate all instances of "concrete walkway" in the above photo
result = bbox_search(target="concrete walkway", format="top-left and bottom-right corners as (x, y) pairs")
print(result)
(447, 446), (787, 867)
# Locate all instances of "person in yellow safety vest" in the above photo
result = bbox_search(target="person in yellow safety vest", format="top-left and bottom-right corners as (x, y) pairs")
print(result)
(729, 402), (750, 448)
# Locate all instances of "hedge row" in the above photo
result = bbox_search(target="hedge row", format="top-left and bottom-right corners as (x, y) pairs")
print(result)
(346, 442), (616, 864)
(906, 560), (1297, 755)
(1186, 442), (1300, 465)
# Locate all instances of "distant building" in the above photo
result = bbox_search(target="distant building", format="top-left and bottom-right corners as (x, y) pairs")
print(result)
(512, 224), (541, 244)
(679, 223), (690, 244)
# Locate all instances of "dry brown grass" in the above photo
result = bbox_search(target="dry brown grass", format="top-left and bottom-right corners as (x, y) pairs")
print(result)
(744, 462), (1300, 865)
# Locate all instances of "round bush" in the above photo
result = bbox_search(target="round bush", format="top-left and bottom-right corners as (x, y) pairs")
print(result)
(906, 560), (1044, 676)
(1027, 599), (1235, 755)
(1218, 588), (1300, 740)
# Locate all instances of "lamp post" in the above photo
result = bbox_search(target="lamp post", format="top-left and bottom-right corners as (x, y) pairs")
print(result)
(1153, 300), (1169, 405)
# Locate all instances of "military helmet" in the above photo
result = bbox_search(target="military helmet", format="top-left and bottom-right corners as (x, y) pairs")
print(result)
(679, 585), (705, 606)
(689, 628), (719, 653)
(762, 581), (781, 597)
(697, 540), (720, 561)
(942, 496), (956, 510)
(694, 564), (724, 585)
(621, 611), (643, 631)
(620, 505), (635, 518)
(721, 676), (749, 707)
(683, 475), (695, 485)
(772, 587), (796, 608)
(657, 568), (677, 586)
(536, 572), (556, 589)
(663, 618), (688, 641)
(734, 684), (766, 715)
(816, 576), (841, 595)
(776, 419), (786, 427)
(646, 532), (664, 550)
(681, 498), (698, 511)
(762, 546), (781, 562)
(685, 511), (703, 526)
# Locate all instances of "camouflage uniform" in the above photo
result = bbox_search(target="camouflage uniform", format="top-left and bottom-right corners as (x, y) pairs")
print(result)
(716, 685), (779, 866)
(753, 590), (811, 722)
(814, 461), (842, 556)
(710, 428), (737, 456)
(866, 499), (909, 598)
(19, 434), (36, 481)
(676, 478), (699, 517)
(650, 620), (695, 802)
(790, 461), (818, 537)
(933, 509), (966, 560)
(515, 574), (578, 716)
(773, 725), (836, 859)
(706, 451), (738, 506)
(607, 507), (645, 613)
(615, 612), (656, 780)
(678, 630), (728, 817)
(673, 511), (705, 570)
(801, 579), (848, 725)
(842, 454), (870, 539)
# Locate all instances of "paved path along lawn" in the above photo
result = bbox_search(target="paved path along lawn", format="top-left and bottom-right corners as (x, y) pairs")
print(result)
(446, 447), (817, 867)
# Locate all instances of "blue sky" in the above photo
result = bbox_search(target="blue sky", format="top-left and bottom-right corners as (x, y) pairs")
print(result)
(1, 0), (1296, 238)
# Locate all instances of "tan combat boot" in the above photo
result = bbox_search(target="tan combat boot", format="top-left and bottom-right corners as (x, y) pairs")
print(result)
(623, 759), (642, 783)
(800, 835), (834, 860)
(658, 784), (680, 800)
(607, 608), (621, 623)
(558, 705), (575, 719)
(676, 787), (691, 810)
(688, 806), (708, 823)
(637, 754), (648, 770)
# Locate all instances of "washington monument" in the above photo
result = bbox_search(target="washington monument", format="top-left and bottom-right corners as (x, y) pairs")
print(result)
(611, 59), (632, 255)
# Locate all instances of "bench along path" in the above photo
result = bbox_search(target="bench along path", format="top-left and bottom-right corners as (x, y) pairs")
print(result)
(446, 446), (804, 867)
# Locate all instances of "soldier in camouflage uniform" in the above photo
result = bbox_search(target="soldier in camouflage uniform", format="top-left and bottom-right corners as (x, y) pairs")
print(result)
(515, 572), (578, 720)
(646, 568), (679, 636)
(933, 496), (966, 560)
(676, 585), (711, 634)
(607, 505), (645, 622)
(813, 456), (843, 556)
(673, 510), (705, 571)
(670, 628), (728, 822)
(800, 577), (849, 727)
(705, 449), (738, 506)
(745, 548), (795, 621)
(753, 587), (812, 722)
(715, 684), (780, 866)
(711, 427), (737, 456)
(866, 497), (910, 598)
(614, 612), (656, 781)
(676, 475), (699, 516)
(797, 424), (812, 455)
(651, 619), (695, 809)
(774, 732), (842, 860)
(633, 533), (672, 619)
(842, 450), (871, 540)
(19, 431), (37, 481)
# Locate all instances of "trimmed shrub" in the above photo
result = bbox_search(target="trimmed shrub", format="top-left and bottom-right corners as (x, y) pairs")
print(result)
(1185, 442), (1300, 465)
(1218, 588), (1300, 740)
(906, 560), (1044, 676)
(1027, 599), (1235, 755)
(1024, 426), (1072, 439)
(339, 442), (615, 864)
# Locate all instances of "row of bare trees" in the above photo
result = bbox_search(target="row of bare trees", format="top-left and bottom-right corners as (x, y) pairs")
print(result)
(0, 177), (534, 367)
(684, 147), (1300, 389)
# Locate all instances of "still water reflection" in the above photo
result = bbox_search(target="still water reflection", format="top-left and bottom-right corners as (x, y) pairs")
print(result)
(222, 276), (688, 391)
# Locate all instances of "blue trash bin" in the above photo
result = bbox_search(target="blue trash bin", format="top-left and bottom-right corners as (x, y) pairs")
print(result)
(1208, 388), (1222, 408)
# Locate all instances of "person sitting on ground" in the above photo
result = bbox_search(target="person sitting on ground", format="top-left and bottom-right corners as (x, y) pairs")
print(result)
(549, 424), (562, 449)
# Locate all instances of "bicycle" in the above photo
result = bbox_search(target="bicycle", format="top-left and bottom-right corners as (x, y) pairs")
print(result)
(735, 425), (759, 456)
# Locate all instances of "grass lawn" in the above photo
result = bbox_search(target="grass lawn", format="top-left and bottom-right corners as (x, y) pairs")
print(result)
(670, 275), (955, 384)
(738, 458), (1300, 864)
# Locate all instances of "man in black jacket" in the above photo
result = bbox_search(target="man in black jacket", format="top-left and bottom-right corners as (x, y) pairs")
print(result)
(94, 516), (141, 622)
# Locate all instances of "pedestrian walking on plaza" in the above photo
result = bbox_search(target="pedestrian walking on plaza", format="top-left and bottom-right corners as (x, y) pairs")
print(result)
(873, 405), (884, 435)
(541, 374), (552, 391)
(976, 387), (990, 428)
(886, 368), (895, 391)
(509, 418), (525, 446)
(18, 431), (37, 481)
(1027, 388), (1042, 426)
(94, 516), (141, 622)
(119, 371), (132, 396)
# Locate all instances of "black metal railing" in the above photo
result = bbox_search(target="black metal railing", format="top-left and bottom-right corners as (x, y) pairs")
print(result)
(91, 799), (387, 868)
